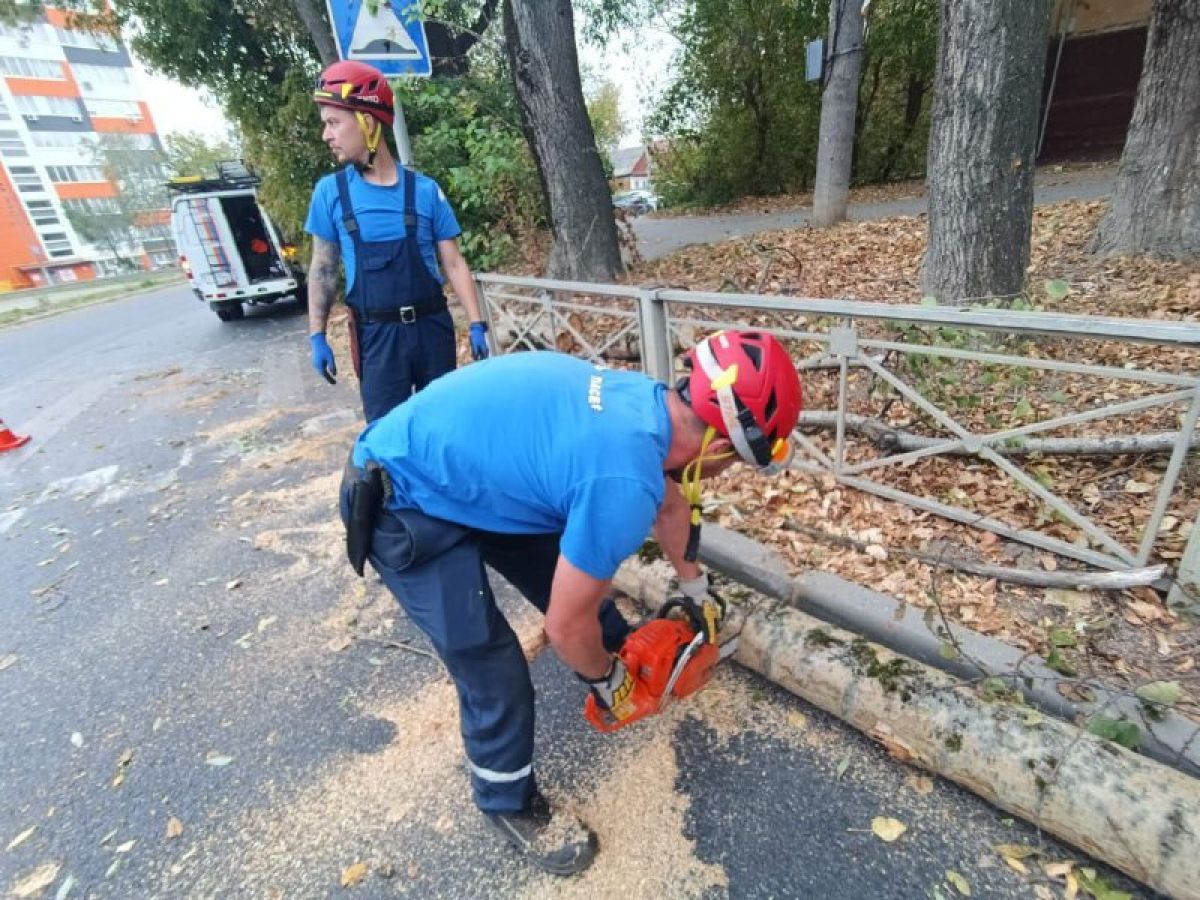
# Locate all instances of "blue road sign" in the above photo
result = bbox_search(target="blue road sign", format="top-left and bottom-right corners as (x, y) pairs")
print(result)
(325, 0), (432, 77)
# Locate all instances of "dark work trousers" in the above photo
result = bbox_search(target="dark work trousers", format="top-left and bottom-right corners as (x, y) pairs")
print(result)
(339, 476), (632, 812)
(336, 166), (455, 423)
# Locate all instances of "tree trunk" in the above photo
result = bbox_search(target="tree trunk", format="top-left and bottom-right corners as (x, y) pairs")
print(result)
(813, 0), (865, 227)
(1092, 0), (1199, 259)
(502, 0), (623, 281)
(290, 0), (337, 66)
(921, 0), (1050, 304)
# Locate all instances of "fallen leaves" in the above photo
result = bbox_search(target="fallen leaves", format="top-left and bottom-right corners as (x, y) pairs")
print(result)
(112, 748), (134, 789)
(870, 816), (907, 843)
(6, 826), (37, 851)
(11, 862), (60, 898)
(0, 653), (17, 672)
(205, 753), (235, 767)
(166, 817), (184, 839)
(944, 869), (971, 896)
(340, 861), (369, 888)
(994, 842), (1038, 874)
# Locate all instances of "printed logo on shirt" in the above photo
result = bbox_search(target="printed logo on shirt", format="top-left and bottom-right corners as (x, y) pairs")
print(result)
(587, 365), (606, 412)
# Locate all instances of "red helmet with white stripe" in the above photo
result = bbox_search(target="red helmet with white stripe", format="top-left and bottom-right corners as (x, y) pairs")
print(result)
(684, 330), (802, 472)
(313, 60), (394, 126)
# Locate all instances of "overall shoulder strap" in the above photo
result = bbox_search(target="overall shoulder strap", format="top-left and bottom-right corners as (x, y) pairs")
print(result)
(403, 168), (417, 232)
(336, 167), (362, 249)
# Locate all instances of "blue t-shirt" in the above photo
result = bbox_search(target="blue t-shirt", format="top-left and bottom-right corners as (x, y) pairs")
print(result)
(304, 166), (461, 289)
(353, 352), (673, 581)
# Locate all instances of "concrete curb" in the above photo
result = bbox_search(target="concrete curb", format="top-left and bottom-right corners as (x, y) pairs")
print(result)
(696, 524), (1200, 778)
(613, 552), (1200, 899)
(0, 276), (186, 328)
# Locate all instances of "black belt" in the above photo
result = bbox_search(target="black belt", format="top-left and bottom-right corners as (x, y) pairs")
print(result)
(358, 302), (447, 325)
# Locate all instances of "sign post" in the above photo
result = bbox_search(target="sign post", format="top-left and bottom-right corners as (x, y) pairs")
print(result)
(324, 0), (433, 167)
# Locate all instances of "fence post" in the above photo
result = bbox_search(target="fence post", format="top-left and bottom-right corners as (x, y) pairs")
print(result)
(1170, 519), (1200, 612)
(638, 289), (673, 384)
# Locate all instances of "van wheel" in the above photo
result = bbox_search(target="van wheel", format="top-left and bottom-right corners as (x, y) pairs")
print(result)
(215, 302), (244, 322)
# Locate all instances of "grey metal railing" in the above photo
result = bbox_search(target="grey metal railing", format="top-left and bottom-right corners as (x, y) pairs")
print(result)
(475, 273), (1200, 603)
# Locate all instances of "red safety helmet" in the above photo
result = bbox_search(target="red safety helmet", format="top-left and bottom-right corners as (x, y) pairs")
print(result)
(684, 330), (803, 472)
(313, 60), (394, 126)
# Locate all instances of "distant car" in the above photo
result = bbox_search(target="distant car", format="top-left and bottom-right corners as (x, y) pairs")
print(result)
(612, 190), (658, 216)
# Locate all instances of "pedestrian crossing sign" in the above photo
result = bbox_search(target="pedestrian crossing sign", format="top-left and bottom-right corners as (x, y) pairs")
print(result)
(325, 0), (432, 76)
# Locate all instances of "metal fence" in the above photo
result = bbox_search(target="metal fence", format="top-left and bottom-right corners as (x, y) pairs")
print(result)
(475, 273), (1200, 603)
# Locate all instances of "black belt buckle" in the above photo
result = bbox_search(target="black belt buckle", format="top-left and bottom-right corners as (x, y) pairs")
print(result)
(346, 462), (385, 576)
(399, 305), (416, 324)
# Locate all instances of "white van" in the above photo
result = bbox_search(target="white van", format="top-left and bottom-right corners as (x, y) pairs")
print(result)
(168, 161), (303, 322)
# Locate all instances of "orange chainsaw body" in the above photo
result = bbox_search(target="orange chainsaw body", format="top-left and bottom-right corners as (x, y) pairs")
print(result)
(584, 618), (720, 733)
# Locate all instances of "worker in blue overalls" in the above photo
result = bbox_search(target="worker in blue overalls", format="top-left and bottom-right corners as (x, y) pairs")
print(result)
(305, 60), (490, 422)
(341, 331), (804, 875)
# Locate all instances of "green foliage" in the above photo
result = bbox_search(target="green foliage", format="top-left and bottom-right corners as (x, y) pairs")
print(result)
(395, 72), (544, 270)
(648, 0), (826, 206)
(163, 131), (242, 179)
(853, 0), (938, 182)
(647, 0), (937, 205)
(1087, 715), (1141, 750)
(585, 79), (625, 153)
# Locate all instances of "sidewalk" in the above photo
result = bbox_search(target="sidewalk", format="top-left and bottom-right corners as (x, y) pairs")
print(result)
(0, 269), (185, 327)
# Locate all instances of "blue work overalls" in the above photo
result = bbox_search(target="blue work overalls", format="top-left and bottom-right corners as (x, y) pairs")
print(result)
(338, 464), (632, 813)
(337, 167), (456, 423)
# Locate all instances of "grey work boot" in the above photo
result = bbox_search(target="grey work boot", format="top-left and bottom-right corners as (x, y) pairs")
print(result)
(483, 792), (598, 876)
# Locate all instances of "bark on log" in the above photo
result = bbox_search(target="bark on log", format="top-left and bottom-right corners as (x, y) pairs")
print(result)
(1092, 0), (1200, 258)
(614, 560), (1200, 899)
(797, 410), (1200, 456)
(502, 0), (624, 282)
(812, 0), (865, 227)
(922, 0), (1051, 303)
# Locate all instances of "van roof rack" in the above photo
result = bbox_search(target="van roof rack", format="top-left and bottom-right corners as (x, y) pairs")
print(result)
(166, 159), (261, 193)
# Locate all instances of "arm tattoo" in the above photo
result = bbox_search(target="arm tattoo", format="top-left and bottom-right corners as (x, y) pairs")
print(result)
(308, 237), (342, 332)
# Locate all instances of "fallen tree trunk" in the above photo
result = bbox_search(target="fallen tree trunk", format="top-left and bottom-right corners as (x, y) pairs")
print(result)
(780, 519), (1166, 589)
(614, 558), (1200, 899)
(798, 411), (1198, 457)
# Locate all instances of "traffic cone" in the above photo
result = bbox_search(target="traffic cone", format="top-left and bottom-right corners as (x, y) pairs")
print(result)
(0, 418), (30, 453)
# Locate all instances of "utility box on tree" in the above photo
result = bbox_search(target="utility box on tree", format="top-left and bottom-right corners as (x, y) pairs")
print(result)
(167, 161), (304, 323)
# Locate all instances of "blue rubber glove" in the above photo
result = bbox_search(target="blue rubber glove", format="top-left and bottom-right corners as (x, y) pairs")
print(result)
(469, 321), (490, 361)
(309, 332), (337, 384)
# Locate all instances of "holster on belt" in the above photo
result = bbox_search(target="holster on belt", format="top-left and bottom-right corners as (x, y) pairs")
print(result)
(346, 461), (384, 576)
(346, 305), (363, 380)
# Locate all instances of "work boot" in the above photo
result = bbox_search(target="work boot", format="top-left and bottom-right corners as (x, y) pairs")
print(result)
(483, 792), (598, 876)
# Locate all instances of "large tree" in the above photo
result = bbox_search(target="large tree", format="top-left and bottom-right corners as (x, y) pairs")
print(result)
(1092, 0), (1199, 259)
(812, 0), (866, 227)
(503, 0), (622, 280)
(921, 0), (1050, 304)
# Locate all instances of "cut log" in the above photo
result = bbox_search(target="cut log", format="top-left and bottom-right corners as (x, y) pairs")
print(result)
(614, 558), (1200, 899)
(797, 411), (1198, 457)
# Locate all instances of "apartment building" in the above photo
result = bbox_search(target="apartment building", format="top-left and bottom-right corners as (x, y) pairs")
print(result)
(0, 6), (172, 291)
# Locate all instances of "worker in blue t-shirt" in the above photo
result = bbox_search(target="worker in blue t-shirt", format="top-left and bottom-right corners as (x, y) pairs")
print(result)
(339, 331), (803, 875)
(305, 60), (490, 422)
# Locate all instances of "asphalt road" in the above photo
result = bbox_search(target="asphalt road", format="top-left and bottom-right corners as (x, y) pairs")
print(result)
(1, 285), (1152, 898)
(631, 169), (1117, 261)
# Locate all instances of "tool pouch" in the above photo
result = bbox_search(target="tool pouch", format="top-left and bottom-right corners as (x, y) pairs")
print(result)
(346, 462), (384, 576)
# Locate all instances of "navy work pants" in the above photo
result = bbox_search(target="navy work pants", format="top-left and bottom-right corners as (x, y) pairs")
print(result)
(357, 311), (456, 423)
(339, 480), (631, 812)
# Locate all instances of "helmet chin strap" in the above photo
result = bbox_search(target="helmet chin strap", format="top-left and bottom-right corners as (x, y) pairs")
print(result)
(353, 112), (383, 171)
(679, 425), (735, 562)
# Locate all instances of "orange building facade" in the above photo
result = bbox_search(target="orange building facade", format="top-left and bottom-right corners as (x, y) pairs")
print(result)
(0, 7), (173, 291)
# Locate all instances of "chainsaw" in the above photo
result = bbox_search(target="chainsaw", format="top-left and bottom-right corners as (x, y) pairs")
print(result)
(584, 593), (738, 733)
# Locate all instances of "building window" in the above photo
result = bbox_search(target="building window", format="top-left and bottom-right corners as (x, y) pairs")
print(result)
(0, 56), (64, 79)
(0, 129), (27, 157)
(83, 98), (140, 120)
(54, 27), (120, 52)
(64, 196), (119, 216)
(46, 164), (106, 183)
(26, 199), (60, 225)
(0, 22), (55, 45)
(30, 131), (90, 150)
(43, 232), (73, 256)
(7, 164), (43, 192)
(14, 94), (82, 119)
(72, 62), (131, 88)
